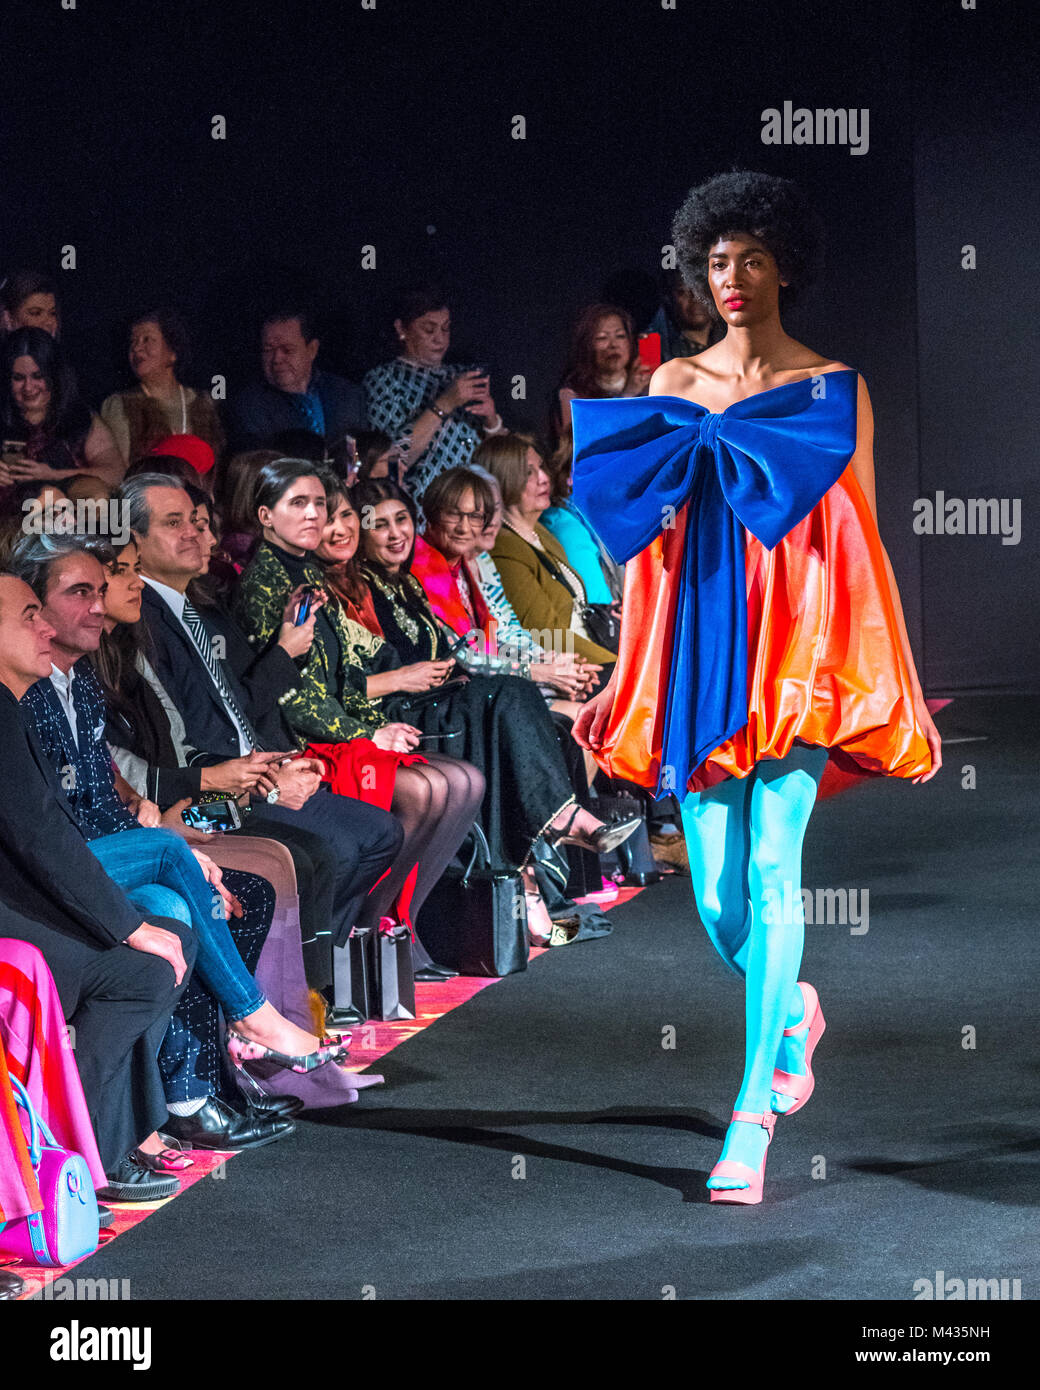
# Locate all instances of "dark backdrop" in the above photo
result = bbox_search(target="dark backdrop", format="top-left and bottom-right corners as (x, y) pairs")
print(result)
(2, 0), (1034, 692)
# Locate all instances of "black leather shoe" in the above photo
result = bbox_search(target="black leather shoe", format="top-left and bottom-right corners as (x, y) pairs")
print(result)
(326, 1002), (365, 1027)
(0, 1269), (25, 1300)
(97, 1204), (114, 1230)
(163, 1095), (295, 1151)
(415, 966), (453, 982)
(96, 1150), (180, 1202)
(244, 1094), (305, 1120)
(427, 962), (459, 978)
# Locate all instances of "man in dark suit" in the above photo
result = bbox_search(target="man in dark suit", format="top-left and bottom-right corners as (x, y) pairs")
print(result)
(225, 309), (367, 453)
(0, 573), (195, 1200)
(121, 473), (403, 1000)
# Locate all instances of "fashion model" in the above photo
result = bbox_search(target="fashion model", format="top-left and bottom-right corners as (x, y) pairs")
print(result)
(572, 171), (941, 1204)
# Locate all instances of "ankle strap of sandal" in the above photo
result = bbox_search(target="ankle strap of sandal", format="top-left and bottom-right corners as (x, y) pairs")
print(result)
(731, 1109), (776, 1135)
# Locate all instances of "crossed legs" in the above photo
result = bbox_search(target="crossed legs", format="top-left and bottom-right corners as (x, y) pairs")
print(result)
(679, 743), (828, 1189)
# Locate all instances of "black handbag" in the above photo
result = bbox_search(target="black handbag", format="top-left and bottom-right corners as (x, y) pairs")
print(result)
(374, 923), (417, 1021)
(582, 602), (620, 653)
(418, 825), (529, 977)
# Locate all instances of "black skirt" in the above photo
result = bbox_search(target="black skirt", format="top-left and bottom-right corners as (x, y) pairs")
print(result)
(387, 673), (575, 868)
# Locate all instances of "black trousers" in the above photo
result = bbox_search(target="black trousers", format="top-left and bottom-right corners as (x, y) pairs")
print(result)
(252, 785), (404, 987)
(0, 907), (195, 1173)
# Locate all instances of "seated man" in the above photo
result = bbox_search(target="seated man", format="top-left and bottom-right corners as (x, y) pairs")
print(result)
(0, 572), (195, 1200)
(225, 309), (367, 454)
(119, 473), (404, 997)
(8, 532), (322, 1153)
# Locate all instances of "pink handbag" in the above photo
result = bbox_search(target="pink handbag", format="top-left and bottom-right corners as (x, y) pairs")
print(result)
(0, 1076), (99, 1268)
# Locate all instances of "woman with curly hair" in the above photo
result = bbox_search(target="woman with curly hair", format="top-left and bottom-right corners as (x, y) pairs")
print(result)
(572, 170), (941, 1203)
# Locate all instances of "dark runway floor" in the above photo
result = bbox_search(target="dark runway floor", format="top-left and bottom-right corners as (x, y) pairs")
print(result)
(74, 695), (1039, 1300)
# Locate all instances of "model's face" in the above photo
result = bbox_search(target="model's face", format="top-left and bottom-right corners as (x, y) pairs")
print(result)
(42, 552), (108, 660)
(317, 494), (360, 565)
(396, 309), (450, 366)
(105, 542), (145, 626)
(362, 498), (414, 572)
(136, 486), (203, 583)
(130, 320), (176, 382)
(259, 475), (327, 555)
(261, 318), (318, 394)
(7, 293), (59, 338)
(0, 577), (58, 687)
(518, 448), (552, 516)
(707, 235), (787, 326)
(591, 314), (630, 374)
(11, 355), (51, 423)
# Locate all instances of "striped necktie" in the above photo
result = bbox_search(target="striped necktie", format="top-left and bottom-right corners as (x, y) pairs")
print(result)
(180, 597), (262, 750)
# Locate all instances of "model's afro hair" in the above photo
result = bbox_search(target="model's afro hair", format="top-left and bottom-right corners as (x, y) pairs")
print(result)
(671, 170), (825, 319)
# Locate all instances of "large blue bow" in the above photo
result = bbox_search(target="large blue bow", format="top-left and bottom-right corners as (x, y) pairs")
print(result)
(570, 371), (859, 795)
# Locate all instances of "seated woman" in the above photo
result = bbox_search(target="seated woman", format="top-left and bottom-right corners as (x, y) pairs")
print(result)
(100, 309), (224, 466)
(0, 328), (125, 494)
(550, 302), (653, 443)
(362, 284), (505, 507)
(480, 434), (618, 672)
(213, 447), (279, 572)
(344, 476), (640, 882)
(231, 458), (485, 974)
(533, 425), (624, 609)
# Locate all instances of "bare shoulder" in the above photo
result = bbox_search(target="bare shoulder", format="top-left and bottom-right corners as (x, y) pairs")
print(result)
(649, 347), (723, 399)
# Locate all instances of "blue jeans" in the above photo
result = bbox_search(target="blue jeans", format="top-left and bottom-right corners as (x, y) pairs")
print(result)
(88, 827), (265, 1022)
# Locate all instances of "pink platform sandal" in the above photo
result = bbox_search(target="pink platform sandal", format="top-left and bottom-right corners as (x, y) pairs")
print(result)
(708, 1109), (776, 1205)
(771, 981), (826, 1115)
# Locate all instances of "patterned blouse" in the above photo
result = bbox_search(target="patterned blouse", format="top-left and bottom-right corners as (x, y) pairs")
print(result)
(233, 540), (392, 745)
(362, 357), (487, 503)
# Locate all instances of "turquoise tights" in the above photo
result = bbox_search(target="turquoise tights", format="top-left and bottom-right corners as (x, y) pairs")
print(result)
(678, 743), (829, 1189)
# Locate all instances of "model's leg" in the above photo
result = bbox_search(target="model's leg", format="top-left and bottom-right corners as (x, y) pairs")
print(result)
(678, 764), (821, 1112)
(678, 773), (754, 976)
(708, 744), (828, 1190)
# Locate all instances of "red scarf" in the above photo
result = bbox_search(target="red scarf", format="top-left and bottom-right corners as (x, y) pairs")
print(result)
(410, 534), (494, 646)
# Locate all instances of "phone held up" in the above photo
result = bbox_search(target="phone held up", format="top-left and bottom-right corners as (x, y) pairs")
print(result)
(294, 586), (317, 626)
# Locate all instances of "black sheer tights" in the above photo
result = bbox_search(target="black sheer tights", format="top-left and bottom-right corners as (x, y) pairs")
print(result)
(358, 754), (485, 961)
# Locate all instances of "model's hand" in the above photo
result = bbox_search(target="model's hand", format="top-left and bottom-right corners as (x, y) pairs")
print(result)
(571, 687), (613, 751)
(911, 708), (943, 784)
(125, 922), (189, 987)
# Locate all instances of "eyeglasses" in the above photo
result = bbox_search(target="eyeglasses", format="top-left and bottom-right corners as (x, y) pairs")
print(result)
(440, 508), (487, 526)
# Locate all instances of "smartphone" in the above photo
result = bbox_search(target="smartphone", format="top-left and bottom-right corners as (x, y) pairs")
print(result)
(294, 586), (317, 625)
(181, 799), (243, 834)
(637, 332), (662, 371)
(2, 440), (27, 458)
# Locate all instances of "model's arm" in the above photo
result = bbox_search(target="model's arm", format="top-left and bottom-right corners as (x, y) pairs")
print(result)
(850, 375), (941, 782)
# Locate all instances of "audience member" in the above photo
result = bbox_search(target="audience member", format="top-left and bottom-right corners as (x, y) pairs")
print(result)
(225, 309), (367, 452)
(363, 285), (505, 505)
(551, 303), (653, 440)
(482, 434), (618, 670)
(101, 310), (225, 465)
(0, 571), (196, 1197)
(122, 474), (405, 990)
(0, 270), (60, 338)
(0, 328), (125, 491)
(644, 267), (721, 362)
(350, 476), (639, 881)
(534, 426), (624, 607)
(232, 457), (483, 975)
